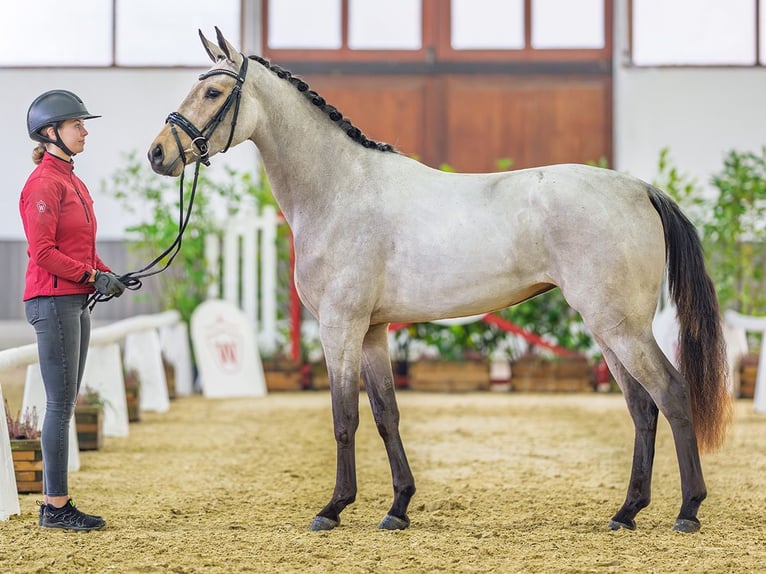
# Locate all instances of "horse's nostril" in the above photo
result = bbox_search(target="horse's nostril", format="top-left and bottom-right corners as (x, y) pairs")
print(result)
(149, 144), (164, 166)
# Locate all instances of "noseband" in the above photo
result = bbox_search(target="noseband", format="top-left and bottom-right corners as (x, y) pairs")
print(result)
(166, 54), (248, 166)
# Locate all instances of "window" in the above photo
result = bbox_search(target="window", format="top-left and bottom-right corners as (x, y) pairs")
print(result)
(263, 0), (610, 63)
(0, 0), (240, 67)
(631, 0), (763, 66)
(451, 0), (525, 50)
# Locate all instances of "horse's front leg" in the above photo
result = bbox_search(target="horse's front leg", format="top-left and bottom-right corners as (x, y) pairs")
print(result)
(310, 321), (366, 531)
(361, 323), (415, 530)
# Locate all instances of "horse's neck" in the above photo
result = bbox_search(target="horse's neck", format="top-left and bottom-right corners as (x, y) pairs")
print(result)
(247, 65), (367, 228)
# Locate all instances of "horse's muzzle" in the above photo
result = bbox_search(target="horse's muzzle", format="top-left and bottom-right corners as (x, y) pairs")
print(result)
(147, 141), (182, 176)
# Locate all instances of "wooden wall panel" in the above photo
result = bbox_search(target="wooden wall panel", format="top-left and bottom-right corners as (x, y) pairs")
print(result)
(287, 74), (611, 174)
(302, 76), (432, 161)
(443, 76), (611, 172)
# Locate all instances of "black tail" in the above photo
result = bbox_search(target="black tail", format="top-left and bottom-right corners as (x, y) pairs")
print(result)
(647, 186), (732, 452)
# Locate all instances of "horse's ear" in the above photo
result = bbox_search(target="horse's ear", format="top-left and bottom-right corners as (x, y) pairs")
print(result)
(214, 26), (239, 61)
(199, 29), (224, 63)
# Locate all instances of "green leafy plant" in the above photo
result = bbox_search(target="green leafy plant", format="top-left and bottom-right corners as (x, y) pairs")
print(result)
(5, 401), (41, 440)
(657, 146), (766, 315)
(76, 386), (105, 408)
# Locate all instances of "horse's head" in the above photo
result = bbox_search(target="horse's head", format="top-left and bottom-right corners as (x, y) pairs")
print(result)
(148, 28), (252, 176)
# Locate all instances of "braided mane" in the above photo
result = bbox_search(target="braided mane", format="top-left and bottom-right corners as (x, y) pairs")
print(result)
(249, 55), (397, 153)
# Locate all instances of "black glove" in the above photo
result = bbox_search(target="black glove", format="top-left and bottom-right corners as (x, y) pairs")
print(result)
(93, 271), (127, 298)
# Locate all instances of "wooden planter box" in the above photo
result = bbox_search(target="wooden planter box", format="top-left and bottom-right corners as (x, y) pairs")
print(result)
(262, 358), (307, 392)
(74, 405), (104, 451)
(163, 358), (176, 400)
(740, 355), (758, 399)
(10, 439), (43, 493)
(408, 359), (490, 392)
(511, 355), (593, 392)
(125, 386), (140, 422)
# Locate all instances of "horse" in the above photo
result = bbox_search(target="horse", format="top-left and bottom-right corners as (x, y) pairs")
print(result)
(148, 28), (732, 534)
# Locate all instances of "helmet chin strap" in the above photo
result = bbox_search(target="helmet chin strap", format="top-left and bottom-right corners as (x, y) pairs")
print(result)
(51, 126), (77, 158)
(39, 124), (76, 158)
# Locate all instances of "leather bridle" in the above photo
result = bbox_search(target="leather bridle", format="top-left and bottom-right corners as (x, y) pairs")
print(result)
(166, 54), (248, 166)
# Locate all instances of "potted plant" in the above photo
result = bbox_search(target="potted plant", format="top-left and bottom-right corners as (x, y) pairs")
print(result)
(5, 400), (43, 493)
(75, 386), (104, 451)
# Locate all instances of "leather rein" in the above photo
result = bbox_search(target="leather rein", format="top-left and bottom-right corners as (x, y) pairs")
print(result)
(86, 55), (249, 311)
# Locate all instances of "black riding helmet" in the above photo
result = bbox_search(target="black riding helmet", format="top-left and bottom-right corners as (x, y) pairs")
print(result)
(27, 89), (101, 156)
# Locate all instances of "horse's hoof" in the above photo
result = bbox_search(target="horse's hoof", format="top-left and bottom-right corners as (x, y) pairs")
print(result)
(608, 519), (636, 531)
(672, 518), (701, 533)
(310, 515), (339, 531)
(378, 514), (410, 530)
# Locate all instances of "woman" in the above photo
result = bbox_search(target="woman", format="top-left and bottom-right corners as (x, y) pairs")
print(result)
(20, 90), (126, 531)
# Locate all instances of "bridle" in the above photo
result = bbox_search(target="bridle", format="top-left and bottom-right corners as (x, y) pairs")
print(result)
(166, 54), (249, 167)
(85, 54), (249, 311)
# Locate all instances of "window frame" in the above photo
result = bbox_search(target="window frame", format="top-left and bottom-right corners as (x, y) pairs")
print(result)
(627, 0), (764, 68)
(262, 0), (613, 65)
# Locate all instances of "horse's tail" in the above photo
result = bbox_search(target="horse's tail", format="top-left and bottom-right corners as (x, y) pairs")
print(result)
(647, 185), (732, 453)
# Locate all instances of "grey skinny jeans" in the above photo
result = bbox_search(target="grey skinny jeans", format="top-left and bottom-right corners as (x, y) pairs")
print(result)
(25, 294), (90, 497)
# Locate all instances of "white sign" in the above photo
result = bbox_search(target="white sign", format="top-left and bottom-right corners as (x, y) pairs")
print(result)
(190, 300), (267, 398)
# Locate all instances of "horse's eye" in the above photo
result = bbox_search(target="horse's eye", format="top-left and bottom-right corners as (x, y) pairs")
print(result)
(205, 87), (222, 99)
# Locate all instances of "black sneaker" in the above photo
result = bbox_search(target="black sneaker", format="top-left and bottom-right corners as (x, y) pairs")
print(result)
(40, 499), (106, 531)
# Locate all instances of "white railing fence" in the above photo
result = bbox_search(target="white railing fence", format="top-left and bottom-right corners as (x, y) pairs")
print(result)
(205, 204), (281, 356)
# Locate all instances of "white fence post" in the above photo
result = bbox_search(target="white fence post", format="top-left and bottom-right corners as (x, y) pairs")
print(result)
(124, 329), (169, 414)
(0, 384), (21, 520)
(81, 343), (129, 437)
(724, 310), (766, 414)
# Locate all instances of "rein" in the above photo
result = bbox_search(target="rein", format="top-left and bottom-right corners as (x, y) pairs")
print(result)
(85, 55), (248, 311)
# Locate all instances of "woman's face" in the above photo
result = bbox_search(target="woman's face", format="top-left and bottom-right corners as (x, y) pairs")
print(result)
(47, 118), (89, 157)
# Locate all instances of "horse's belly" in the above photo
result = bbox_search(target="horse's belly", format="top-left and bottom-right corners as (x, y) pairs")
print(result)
(373, 252), (549, 324)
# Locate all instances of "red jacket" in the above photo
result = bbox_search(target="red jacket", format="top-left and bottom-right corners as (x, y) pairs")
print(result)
(19, 152), (110, 300)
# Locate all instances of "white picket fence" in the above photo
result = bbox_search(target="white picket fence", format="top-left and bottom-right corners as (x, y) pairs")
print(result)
(0, 310), (192, 521)
(205, 204), (281, 355)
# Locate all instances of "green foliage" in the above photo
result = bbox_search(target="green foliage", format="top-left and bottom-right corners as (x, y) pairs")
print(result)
(706, 149), (766, 315)
(498, 290), (594, 356)
(656, 146), (766, 315)
(102, 152), (285, 325)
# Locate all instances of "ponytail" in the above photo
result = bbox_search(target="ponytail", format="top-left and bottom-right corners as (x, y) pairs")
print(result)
(32, 143), (46, 165)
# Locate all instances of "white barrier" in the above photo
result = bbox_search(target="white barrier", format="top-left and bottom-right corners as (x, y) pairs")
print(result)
(160, 321), (194, 396)
(124, 329), (169, 413)
(206, 204), (280, 355)
(21, 364), (80, 472)
(724, 310), (766, 414)
(0, 384), (20, 521)
(81, 344), (129, 437)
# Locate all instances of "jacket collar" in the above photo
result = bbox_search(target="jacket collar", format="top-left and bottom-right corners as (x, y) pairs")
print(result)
(42, 151), (74, 173)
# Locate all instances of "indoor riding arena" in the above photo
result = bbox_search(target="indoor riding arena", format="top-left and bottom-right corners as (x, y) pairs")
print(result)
(2, 366), (766, 573)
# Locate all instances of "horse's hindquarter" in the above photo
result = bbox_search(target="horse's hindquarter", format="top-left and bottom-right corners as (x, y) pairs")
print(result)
(372, 163), (667, 325)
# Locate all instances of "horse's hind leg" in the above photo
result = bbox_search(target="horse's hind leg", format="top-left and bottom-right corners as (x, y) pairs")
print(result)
(601, 332), (706, 532)
(361, 323), (415, 530)
(599, 342), (659, 531)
